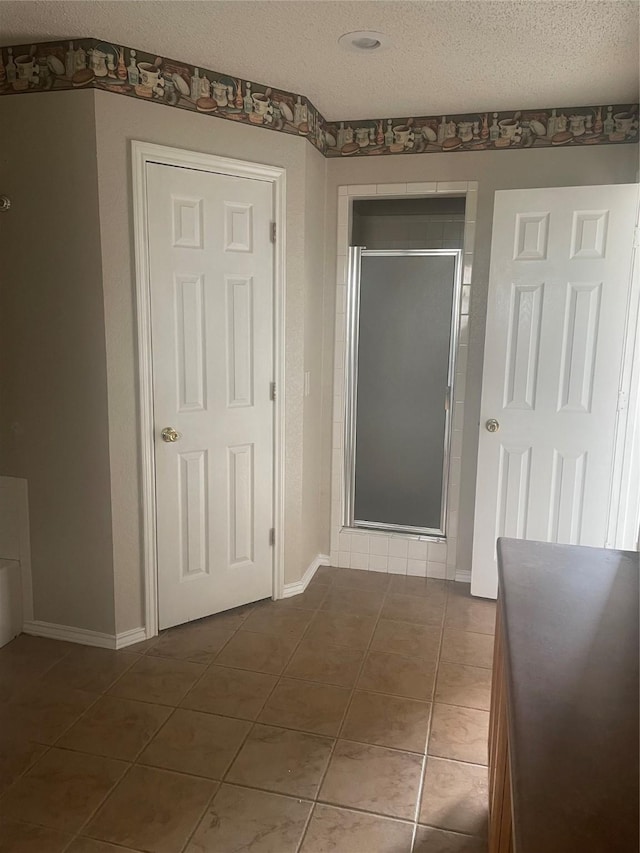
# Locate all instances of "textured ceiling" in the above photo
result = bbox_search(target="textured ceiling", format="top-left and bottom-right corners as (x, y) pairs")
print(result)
(2, 0), (638, 120)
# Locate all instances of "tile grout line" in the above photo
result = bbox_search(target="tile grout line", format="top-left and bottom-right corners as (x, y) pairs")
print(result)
(0, 585), (275, 841)
(302, 796), (418, 827)
(58, 608), (257, 853)
(176, 778), (222, 853)
(175, 594), (328, 853)
(65, 608), (257, 853)
(60, 760), (138, 852)
(175, 584), (334, 853)
(216, 584), (331, 764)
(61, 831), (138, 853)
(113, 603), (265, 709)
(166, 575), (461, 851)
(306, 575), (452, 846)
(295, 800), (319, 852)
(410, 596), (447, 851)
(262, 574), (335, 850)
(0, 645), (145, 849)
(3, 576), (492, 851)
(63, 688), (179, 853)
(411, 580), (492, 847)
(46, 650), (145, 747)
(296, 571), (395, 852)
(189, 582), (485, 848)
(306, 576), (487, 850)
(25, 692), (491, 768)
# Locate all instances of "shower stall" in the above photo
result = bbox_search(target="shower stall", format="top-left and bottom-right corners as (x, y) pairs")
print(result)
(342, 197), (464, 539)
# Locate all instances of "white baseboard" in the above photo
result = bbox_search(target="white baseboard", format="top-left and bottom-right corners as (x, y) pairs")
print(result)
(455, 569), (472, 583)
(23, 620), (147, 650)
(282, 553), (330, 598)
(114, 627), (148, 649)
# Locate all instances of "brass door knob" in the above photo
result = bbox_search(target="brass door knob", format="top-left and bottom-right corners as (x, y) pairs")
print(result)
(485, 418), (500, 433)
(161, 426), (180, 442)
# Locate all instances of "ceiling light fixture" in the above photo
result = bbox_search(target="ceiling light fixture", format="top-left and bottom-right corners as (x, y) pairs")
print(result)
(338, 31), (390, 53)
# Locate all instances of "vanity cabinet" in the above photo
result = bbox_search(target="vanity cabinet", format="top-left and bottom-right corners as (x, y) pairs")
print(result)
(488, 604), (513, 853)
(488, 539), (638, 853)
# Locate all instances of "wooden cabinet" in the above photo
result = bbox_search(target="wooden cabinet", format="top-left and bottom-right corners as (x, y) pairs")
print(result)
(491, 539), (638, 853)
(488, 605), (512, 853)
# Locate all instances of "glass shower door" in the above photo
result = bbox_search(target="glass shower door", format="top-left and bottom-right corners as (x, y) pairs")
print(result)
(344, 248), (461, 536)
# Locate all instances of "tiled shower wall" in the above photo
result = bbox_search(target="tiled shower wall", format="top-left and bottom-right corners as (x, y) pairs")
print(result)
(352, 207), (466, 250)
(329, 181), (478, 581)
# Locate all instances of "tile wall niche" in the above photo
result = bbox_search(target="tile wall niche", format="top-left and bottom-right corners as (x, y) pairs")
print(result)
(329, 181), (478, 581)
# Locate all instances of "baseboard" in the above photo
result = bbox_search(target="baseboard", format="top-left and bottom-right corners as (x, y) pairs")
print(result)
(114, 627), (148, 649)
(282, 553), (330, 598)
(23, 620), (147, 650)
(455, 569), (472, 583)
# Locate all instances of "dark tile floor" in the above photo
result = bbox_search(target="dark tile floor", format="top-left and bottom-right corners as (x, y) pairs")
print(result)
(0, 567), (496, 852)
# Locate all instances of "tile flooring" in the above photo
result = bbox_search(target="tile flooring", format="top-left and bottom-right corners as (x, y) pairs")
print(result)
(0, 567), (496, 852)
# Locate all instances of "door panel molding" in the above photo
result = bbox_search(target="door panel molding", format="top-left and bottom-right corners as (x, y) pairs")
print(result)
(175, 273), (207, 412)
(228, 443), (255, 566)
(226, 275), (255, 408)
(178, 448), (209, 579)
(557, 281), (601, 413)
(132, 141), (286, 638)
(503, 282), (544, 411)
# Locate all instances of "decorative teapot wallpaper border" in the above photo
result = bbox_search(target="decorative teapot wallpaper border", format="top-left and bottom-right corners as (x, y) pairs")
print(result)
(1, 37), (637, 158)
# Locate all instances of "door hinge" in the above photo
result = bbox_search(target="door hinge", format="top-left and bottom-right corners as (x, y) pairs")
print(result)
(634, 226), (640, 249)
(270, 381), (276, 401)
(270, 221), (276, 243)
(617, 389), (628, 412)
(269, 527), (275, 546)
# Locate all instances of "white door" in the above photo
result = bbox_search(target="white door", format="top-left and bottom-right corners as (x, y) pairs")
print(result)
(147, 162), (275, 629)
(472, 184), (638, 599)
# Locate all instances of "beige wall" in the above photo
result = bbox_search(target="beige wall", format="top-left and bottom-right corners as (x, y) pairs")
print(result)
(1, 86), (636, 636)
(0, 91), (116, 633)
(323, 146), (638, 576)
(301, 144), (329, 566)
(93, 90), (328, 631)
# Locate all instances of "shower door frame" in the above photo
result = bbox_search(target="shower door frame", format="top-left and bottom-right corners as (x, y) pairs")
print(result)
(343, 247), (463, 538)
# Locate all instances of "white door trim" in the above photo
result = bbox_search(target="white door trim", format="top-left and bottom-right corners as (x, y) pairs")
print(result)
(606, 193), (640, 550)
(330, 181), (478, 580)
(132, 141), (286, 639)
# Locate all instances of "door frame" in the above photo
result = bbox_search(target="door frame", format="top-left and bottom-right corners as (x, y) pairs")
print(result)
(606, 195), (640, 550)
(132, 141), (286, 638)
(329, 181), (478, 581)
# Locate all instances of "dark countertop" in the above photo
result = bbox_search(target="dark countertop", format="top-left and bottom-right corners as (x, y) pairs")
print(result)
(497, 539), (639, 853)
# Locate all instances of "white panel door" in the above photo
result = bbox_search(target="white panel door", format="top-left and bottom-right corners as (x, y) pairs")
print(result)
(472, 184), (638, 599)
(147, 162), (274, 629)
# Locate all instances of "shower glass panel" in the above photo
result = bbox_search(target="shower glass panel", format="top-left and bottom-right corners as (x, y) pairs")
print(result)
(344, 248), (461, 537)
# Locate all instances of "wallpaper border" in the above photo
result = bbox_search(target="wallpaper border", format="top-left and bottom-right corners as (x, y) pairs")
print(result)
(1, 37), (637, 158)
